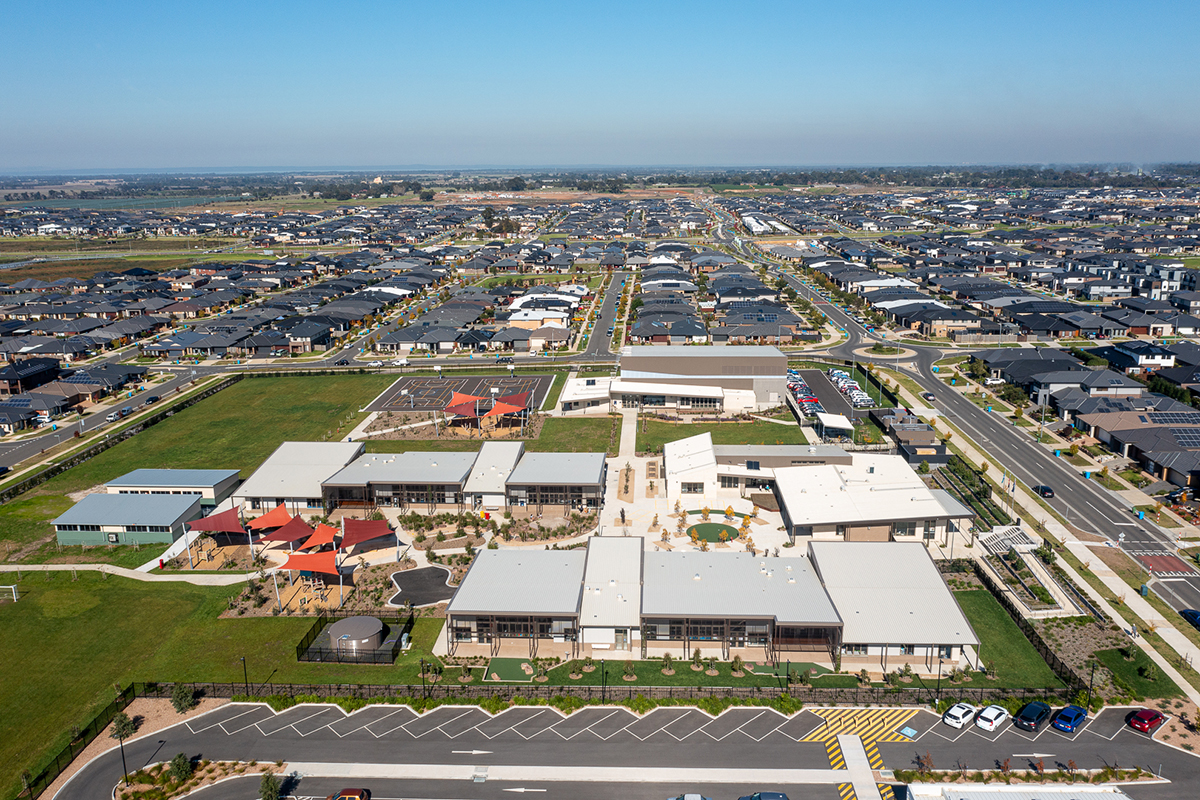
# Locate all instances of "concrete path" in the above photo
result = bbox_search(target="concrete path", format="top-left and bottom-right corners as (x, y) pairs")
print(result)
(618, 408), (638, 458)
(837, 735), (884, 800)
(0, 562), (251, 586)
(289, 761), (853, 785)
(889, 374), (1200, 705)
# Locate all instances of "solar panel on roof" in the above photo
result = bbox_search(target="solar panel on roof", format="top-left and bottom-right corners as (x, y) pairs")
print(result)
(1169, 428), (1200, 448)
(1149, 413), (1200, 425)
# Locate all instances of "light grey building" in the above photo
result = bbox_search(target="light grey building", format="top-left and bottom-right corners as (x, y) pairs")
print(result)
(54, 493), (202, 546)
(234, 441), (364, 515)
(105, 468), (241, 508)
(322, 450), (479, 512)
(505, 451), (608, 510)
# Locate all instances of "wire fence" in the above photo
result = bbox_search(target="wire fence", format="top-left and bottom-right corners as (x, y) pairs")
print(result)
(295, 611), (415, 664)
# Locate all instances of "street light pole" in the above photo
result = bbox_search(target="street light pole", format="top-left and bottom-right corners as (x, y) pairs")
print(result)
(240, 656), (248, 696)
(420, 658), (428, 699)
(1086, 661), (1096, 711)
(936, 659), (944, 704)
(601, 658), (606, 704)
(116, 730), (129, 786)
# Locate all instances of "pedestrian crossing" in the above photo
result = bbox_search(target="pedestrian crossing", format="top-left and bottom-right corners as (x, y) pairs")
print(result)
(826, 738), (846, 769)
(837, 783), (857, 800)
(800, 707), (918, 745)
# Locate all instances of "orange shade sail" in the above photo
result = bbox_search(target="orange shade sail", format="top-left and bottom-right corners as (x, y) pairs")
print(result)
(246, 503), (292, 530)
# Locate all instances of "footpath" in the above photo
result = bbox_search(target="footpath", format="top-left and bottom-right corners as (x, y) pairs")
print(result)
(884, 365), (1200, 706)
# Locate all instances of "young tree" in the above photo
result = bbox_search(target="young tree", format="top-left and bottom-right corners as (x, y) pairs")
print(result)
(171, 683), (197, 714)
(109, 712), (136, 742)
(260, 771), (282, 800)
(168, 753), (194, 783)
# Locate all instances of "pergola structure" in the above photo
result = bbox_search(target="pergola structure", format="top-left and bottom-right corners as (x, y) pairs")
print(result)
(443, 390), (531, 435)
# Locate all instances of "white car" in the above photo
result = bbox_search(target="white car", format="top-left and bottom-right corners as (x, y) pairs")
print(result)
(942, 702), (977, 729)
(975, 704), (1010, 732)
(367, 360), (383, 367)
(390, 359), (408, 367)
(984, 378), (1005, 386)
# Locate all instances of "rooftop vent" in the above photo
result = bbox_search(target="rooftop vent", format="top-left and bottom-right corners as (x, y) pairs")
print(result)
(693, 573), (701, 581)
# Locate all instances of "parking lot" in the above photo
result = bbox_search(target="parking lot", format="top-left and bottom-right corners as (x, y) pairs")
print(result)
(798, 370), (854, 418)
(369, 374), (554, 412)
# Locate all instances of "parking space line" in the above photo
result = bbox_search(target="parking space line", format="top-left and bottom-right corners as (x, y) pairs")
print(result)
(186, 705), (263, 734)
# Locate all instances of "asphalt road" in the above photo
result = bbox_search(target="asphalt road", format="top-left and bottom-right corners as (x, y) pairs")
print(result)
(56, 703), (1197, 800)
(581, 271), (626, 359)
(766, 263), (1200, 615)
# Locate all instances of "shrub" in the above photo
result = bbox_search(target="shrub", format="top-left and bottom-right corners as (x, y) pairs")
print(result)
(260, 771), (281, 800)
(168, 753), (194, 783)
(171, 683), (197, 714)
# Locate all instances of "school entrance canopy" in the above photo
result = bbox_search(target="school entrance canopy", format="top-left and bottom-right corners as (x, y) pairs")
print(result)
(246, 503), (292, 530)
(815, 412), (854, 440)
(341, 518), (394, 551)
(186, 507), (244, 535)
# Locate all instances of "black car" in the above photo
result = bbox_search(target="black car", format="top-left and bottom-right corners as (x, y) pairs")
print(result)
(738, 793), (789, 800)
(1034, 485), (1054, 498)
(1013, 700), (1052, 731)
(1181, 609), (1200, 632)
(144, 395), (160, 405)
(496, 356), (514, 364)
(335, 359), (350, 366)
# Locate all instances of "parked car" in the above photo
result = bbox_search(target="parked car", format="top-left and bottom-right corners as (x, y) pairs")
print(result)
(975, 704), (1009, 732)
(738, 793), (789, 800)
(1033, 485), (1055, 498)
(105, 411), (121, 423)
(941, 702), (977, 729)
(920, 391), (936, 403)
(1052, 704), (1088, 733)
(1180, 609), (1200, 632)
(144, 395), (160, 405)
(1013, 701), (1052, 731)
(326, 791), (370, 800)
(1128, 708), (1166, 733)
(668, 795), (711, 800)
(984, 378), (1006, 386)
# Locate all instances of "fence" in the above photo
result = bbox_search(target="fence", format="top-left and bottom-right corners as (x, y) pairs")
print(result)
(17, 675), (1078, 800)
(296, 611), (415, 665)
(0, 376), (241, 507)
(968, 559), (1089, 693)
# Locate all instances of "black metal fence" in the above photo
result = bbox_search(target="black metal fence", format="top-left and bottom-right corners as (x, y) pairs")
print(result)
(16, 676), (1079, 800)
(0, 376), (241, 507)
(295, 611), (415, 664)
(966, 559), (1089, 693)
(17, 683), (138, 800)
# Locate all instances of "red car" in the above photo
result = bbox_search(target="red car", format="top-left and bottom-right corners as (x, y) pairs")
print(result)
(1128, 709), (1166, 733)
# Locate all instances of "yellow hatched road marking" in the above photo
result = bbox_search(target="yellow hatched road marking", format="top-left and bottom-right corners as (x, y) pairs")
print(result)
(864, 740), (884, 770)
(800, 708), (918, 744)
(877, 784), (895, 800)
(825, 738), (846, 769)
(837, 783), (857, 800)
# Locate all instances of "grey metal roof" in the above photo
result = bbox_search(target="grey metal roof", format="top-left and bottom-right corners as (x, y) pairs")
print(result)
(323, 451), (478, 487)
(641, 552), (841, 625)
(507, 452), (607, 486)
(53, 493), (200, 527)
(446, 550), (585, 616)
(808, 541), (979, 647)
(620, 344), (784, 359)
(579, 537), (643, 628)
(463, 442), (525, 494)
(106, 468), (240, 489)
(235, 441), (364, 500)
(712, 444), (846, 458)
(930, 489), (976, 520)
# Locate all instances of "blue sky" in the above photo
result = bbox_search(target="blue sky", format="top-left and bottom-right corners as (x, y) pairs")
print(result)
(3, 0), (1198, 170)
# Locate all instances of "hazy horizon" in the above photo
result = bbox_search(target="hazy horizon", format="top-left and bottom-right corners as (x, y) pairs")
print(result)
(5, 0), (1199, 171)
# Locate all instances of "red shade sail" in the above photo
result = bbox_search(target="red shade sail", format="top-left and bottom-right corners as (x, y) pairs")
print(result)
(483, 400), (525, 418)
(278, 550), (340, 575)
(246, 503), (292, 530)
(187, 507), (245, 535)
(341, 518), (393, 550)
(257, 516), (314, 543)
(495, 391), (530, 409)
(297, 523), (340, 551)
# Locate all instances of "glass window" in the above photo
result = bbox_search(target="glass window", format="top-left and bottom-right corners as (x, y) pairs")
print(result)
(924, 519), (937, 539)
(893, 521), (917, 537)
(642, 395), (666, 406)
(843, 644), (867, 656)
(719, 476), (740, 488)
(899, 644), (915, 656)
(681, 482), (704, 494)
(746, 460), (760, 471)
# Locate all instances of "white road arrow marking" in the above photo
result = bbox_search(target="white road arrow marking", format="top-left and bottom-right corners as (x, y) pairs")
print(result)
(452, 750), (493, 755)
(502, 790), (546, 794)
(1012, 753), (1055, 758)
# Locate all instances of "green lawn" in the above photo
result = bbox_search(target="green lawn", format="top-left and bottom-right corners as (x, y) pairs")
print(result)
(542, 658), (830, 688)
(1094, 647), (1182, 700)
(688, 522), (740, 542)
(953, 590), (1063, 689)
(366, 417), (615, 456)
(637, 419), (806, 454)
(0, 375), (394, 563)
(0, 570), (445, 800)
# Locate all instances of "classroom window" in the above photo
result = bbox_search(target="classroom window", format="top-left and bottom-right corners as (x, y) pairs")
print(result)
(681, 482), (704, 494)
